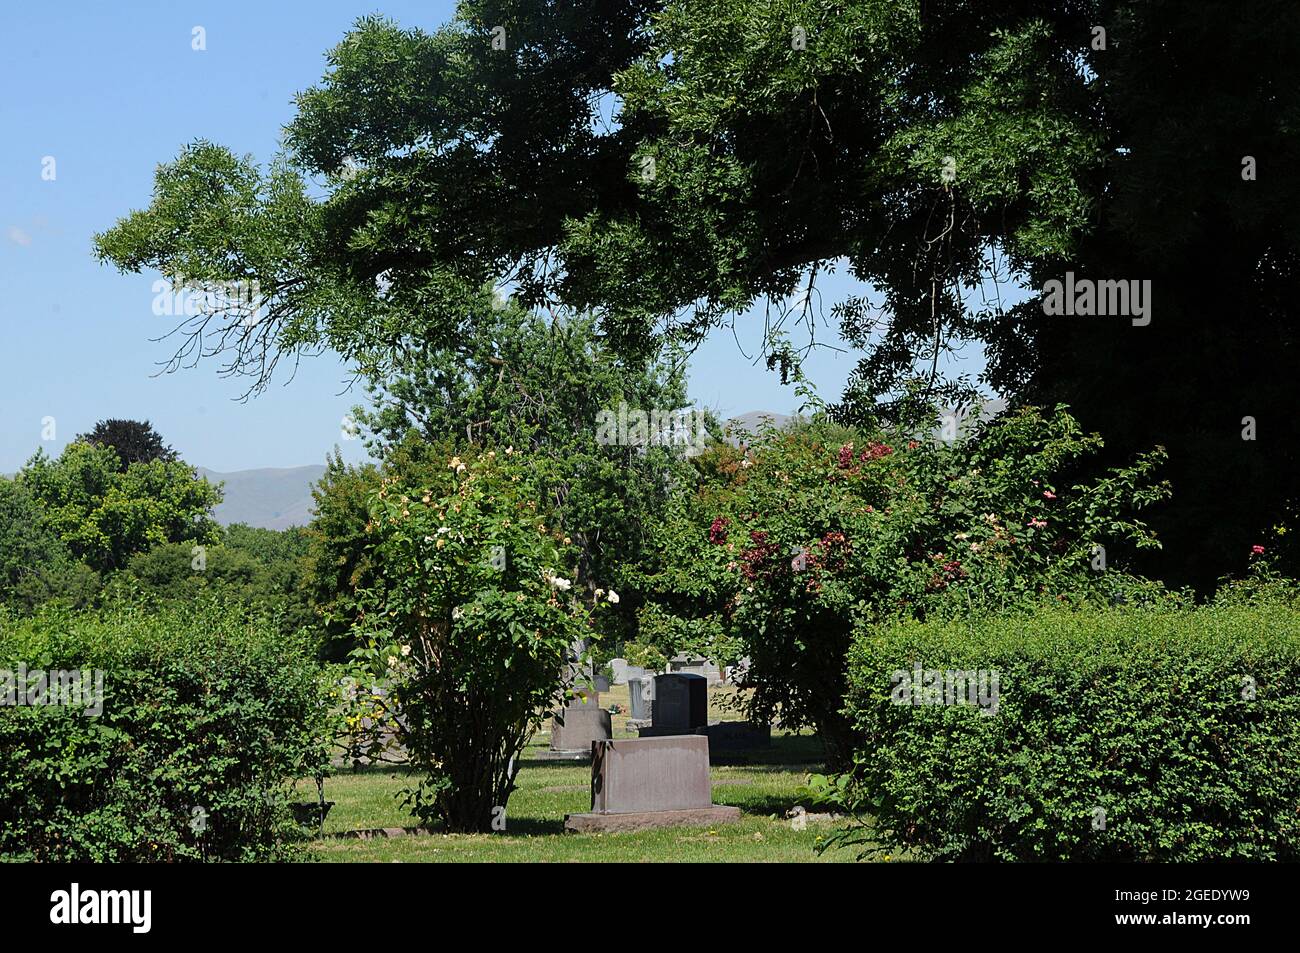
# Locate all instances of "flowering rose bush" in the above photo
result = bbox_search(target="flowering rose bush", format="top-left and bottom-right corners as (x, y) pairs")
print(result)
(643, 406), (1169, 766)
(344, 447), (596, 832)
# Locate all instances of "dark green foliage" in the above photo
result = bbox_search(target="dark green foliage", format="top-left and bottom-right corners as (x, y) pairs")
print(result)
(108, 523), (315, 637)
(1002, 0), (1300, 590)
(302, 450), (385, 660)
(0, 478), (100, 612)
(16, 442), (221, 574)
(93, 1), (1300, 588)
(0, 601), (335, 862)
(826, 597), (1300, 861)
(76, 418), (178, 470)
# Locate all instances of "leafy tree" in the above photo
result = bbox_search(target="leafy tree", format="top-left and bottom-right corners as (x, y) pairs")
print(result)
(91, 2), (1099, 387)
(0, 478), (99, 612)
(302, 450), (383, 659)
(300, 294), (702, 659)
(76, 419), (178, 470)
(354, 293), (702, 603)
(18, 442), (222, 574)
(93, 2), (1300, 586)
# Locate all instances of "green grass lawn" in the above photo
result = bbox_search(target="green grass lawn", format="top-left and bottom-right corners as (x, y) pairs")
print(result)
(302, 685), (871, 862)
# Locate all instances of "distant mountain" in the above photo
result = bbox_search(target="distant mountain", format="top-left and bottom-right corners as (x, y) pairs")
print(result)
(197, 465), (325, 530)
(723, 410), (793, 441)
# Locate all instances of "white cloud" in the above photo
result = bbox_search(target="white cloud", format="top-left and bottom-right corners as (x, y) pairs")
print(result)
(6, 227), (32, 246)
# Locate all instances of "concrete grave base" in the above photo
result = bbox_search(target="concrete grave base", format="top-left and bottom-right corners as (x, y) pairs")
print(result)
(564, 805), (741, 833)
(636, 725), (704, 739)
(635, 722), (771, 750)
(526, 748), (592, 762)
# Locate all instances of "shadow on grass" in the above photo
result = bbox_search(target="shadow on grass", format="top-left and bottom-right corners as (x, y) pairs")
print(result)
(712, 733), (826, 768)
(491, 817), (568, 837)
(513, 757), (596, 770)
(724, 791), (814, 817)
(329, 762), (422, 777)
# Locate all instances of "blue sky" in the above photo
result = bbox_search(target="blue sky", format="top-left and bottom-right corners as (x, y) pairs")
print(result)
(0, 1), (988, 473)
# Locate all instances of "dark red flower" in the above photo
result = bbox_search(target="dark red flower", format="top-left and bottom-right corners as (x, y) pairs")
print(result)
(738, 531), (780, 580)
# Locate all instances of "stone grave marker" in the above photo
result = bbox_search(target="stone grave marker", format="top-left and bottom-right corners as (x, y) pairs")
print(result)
(645, 672), (707, 733)
(705, 720), (772, 753)
(626, 673), (654, 723)
(548, 688), (611, 756)
(610, 658), (630, 685)
(563, 735), (741, 832)
(669, 653), (724, 685)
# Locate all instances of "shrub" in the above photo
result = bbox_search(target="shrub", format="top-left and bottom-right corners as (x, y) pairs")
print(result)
(345, 446), (598, 832)
(622, 641), (668, 672)
(643, 405), (1169, 766)
(824, 601), (1300, 861)
(0, 600), (334, 861)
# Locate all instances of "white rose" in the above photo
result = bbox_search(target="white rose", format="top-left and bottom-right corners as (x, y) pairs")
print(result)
(606, 590), (620, 604)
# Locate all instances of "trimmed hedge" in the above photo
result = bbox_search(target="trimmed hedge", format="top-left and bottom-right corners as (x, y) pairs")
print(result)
(0, 600), (333, 861)
(833, 602), (1300, 860)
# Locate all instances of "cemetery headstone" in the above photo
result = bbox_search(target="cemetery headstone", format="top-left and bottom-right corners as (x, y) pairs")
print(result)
(705, 721), (772, 753)
(563, 735), (741, 832)
(550, 705), (612, 753)
(626, 674), (654, 722)
(646, 672), (707, 733)
(610, 658), (630, 685)
(669, 654), (724, 685)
